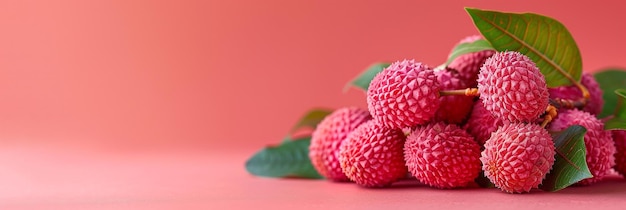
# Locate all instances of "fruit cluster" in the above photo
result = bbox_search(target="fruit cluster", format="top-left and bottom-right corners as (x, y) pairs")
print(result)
(308, 36), (623, 193)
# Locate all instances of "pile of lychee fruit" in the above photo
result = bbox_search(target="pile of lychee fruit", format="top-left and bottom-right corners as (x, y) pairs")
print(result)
(308, 35), (624, 193)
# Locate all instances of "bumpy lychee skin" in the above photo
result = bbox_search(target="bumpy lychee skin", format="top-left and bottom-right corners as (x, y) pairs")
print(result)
(339, 121), (407, 187)
(481, 123), (555, 193)
(463, 100), (504, 146)
(309, 107), (372, 181)
(549, 109), (615, 185)
(478, 51), (549, 123)
(367, 59), (440, 129)
(613, 130), (626, 177)
(448, 35), (496, 87)
(434, 69), (474, 124)
(404, 122), (481, 189)
(548, 73), (604, 115)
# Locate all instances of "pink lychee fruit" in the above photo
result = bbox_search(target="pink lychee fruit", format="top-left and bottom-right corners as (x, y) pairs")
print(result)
(478, 51), (549, 123)
(548, 109), (615, 185)
(548, 73), (604, 115)
(447, 35), (496, 87)
(613, 130), (626, 177)
(339, 121), (407, 187)
(404, 122), (481, 188)
(481, 123), (555, 193)
(463, 99), (505, 146)
(367, 59), (440, 129)
(434, 68), (475, 124)
(309, 107), (372, 181)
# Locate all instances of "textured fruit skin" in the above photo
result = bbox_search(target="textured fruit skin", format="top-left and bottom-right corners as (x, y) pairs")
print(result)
(434, 69), (474, 124)
(367, 59), (440, 129)
(478, 51), (549, 123)
(463, 100), (504, 146)
(448, 35), (495, 87)
(549, 109), (615, 185)
(339, 121), (407, 187)
(481, 123), (555, 193)
(309, 107), (372, 181)
(404, 122), (481, 188)
(548, 73), (604, 115)
(613, 130), (626, 177)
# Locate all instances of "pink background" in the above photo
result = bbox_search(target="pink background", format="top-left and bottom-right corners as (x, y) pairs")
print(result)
(1, 0), (625, 151)
(1, 0), (626, 208)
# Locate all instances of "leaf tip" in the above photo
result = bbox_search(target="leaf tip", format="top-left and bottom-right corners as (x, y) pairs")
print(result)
(464, 7), (482, 15)
(342, 83), (353, 93)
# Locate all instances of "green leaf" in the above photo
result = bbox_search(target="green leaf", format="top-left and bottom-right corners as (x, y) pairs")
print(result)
(289, 108), (333, 133)
(344, 62), (390, 92)
(593, 69), (626, 118)
(540, 125), (591, 192)
(245, 137), (323, 179)
(444, 39), (495, 66)
(605, 89), (626, 130)
(465, 8), (582, 88)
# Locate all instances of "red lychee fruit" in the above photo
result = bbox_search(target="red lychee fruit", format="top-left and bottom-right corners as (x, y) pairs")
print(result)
(309, 107), (372, 181)
(404, 122), (481, 188)
(548, 73), (604, 115)
(367, 59), (440, 129)
(434, 69), (475, 124)
(339, 121), (407, 187)
(478, 51), (549, 123)
(447, 35), (496, 87)
(481, 123), (555, 193)
(613, 130), (626, 177)
(463, 99), (504, 146)
(548, 109), (615, 185)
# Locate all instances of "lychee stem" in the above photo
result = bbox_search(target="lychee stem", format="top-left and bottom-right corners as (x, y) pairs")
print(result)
(549, 98), (586, 110)
(554, 71), (590, 108)
(575, 80), (591, 105)
(541, 105), (558, 128)
(439, 88), (480, 97)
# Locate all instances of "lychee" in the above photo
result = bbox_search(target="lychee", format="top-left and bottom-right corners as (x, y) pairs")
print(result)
(548, 109), (615, 185)
(548, 73), (604, 115)
(404, 122), (481, 188)
(339, 121), (407, 187)
(613, 130), (626, 177)
(309, 107), (372, 181)
(481, 123), (555, 193)
(434, 68), (474, 124)
(463, 99), (504, 146)
(367, 59), (440, 129)
(478, 51), (549, 123)
(448, 35), (496, 87)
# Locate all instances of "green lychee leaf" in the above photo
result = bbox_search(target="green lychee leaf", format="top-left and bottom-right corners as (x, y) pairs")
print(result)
(289, 108), (334, 134)
(245, 136), (323, 179)
(444, 39), (495, 66)
(540, 125), (591, 192)
(604, 89), (626, 130)
(593, 68), (626, 118)
(466, 8), (582, 88)
(344, 62), (390, 92)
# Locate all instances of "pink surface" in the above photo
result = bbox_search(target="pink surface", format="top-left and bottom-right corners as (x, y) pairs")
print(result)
(1, 146), (626, 209)
(1, 1), (626, 209)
